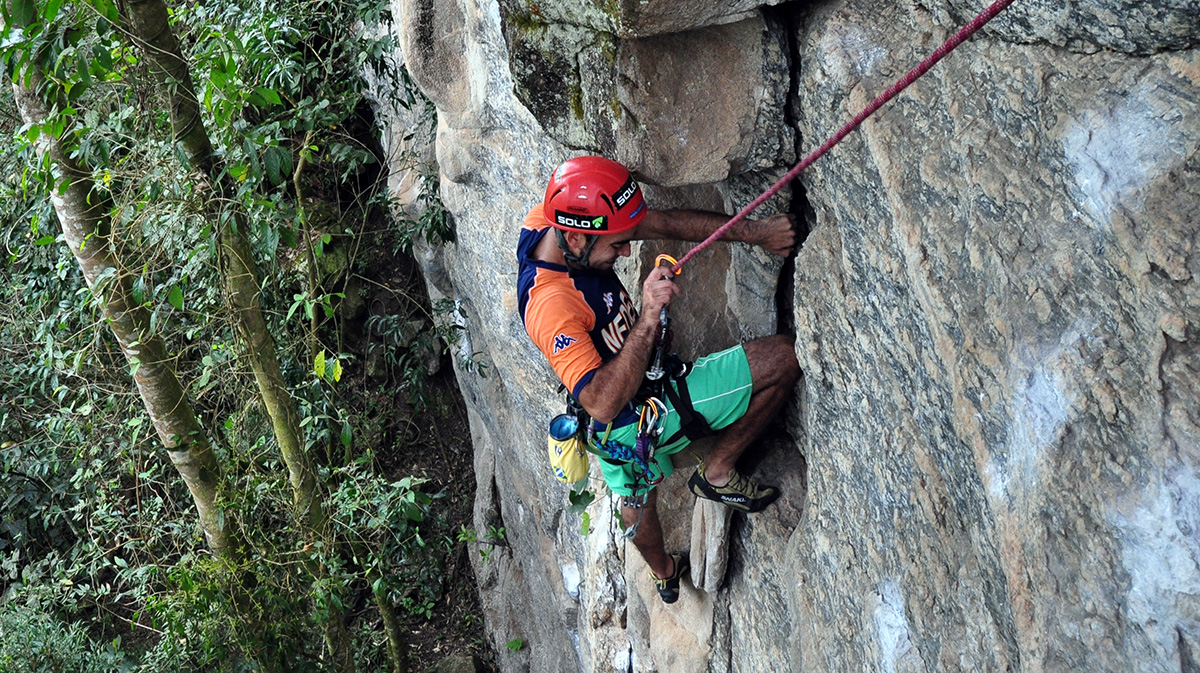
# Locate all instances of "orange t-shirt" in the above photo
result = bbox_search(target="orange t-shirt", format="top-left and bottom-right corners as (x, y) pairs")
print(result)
(517, 205), (639, 400)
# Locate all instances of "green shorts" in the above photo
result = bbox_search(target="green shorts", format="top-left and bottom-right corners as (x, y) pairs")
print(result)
(595, 344), (753, 497)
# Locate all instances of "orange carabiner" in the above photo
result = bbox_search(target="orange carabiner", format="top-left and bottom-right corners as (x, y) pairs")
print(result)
(654, 254), (680, 277)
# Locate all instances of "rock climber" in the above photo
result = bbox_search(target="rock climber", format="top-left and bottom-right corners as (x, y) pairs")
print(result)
(517, 155), (801, 603)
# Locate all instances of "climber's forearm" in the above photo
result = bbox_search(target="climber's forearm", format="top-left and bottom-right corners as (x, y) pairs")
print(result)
(576, 317), (659, 424)
(637, 209), (729, 242)
(638, 210), (796, 257)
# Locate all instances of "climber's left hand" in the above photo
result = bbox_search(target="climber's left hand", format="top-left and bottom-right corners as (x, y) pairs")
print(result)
(746, 213), (797, 257)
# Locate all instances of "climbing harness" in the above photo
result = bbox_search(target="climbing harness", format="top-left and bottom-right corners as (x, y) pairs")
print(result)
(670, 0), (1019, 273)
(591, 396), (667, 492)
(604, 396), (668, 538)
(546, 291), (714, 539)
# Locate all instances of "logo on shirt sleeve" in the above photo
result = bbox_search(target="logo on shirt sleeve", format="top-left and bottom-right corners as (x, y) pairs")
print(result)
(552, 334), (578, 354)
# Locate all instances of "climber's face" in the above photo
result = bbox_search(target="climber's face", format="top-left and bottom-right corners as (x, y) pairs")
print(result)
(587, 231), (635, 270)
(564, 229), (635, 270)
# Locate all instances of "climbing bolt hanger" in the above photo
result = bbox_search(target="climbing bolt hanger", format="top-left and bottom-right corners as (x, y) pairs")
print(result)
(670, 0), (1019, 274)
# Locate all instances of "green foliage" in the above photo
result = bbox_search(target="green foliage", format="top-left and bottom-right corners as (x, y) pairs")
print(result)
(456, 523), (507, 566)
(0, 603), (127, 673)
(365, 297), (488, 413)
(392, 173), (453, 253)
(567, 484), (596, 536)
(138, 555), (261, 672)
(0, 0), (476, 668)
(328, 466), (433, 578)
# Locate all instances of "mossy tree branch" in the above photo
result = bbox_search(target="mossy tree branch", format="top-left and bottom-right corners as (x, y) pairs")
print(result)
(11, 55), (241, 563)
(119, 0), (354, 669)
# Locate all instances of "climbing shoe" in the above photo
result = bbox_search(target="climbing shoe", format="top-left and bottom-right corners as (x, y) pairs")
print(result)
(688, 465), (780, 513)
(651, 552), (690, 604)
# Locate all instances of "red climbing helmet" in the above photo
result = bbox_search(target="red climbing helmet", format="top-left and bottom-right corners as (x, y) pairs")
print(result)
(543, 156), (646, 235)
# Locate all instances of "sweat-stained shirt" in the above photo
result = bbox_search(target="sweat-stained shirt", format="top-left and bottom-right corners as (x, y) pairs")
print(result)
(517, 204), (642, 428)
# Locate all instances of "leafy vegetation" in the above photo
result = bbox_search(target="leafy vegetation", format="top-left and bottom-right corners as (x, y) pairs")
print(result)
(1, 0), (484, 670)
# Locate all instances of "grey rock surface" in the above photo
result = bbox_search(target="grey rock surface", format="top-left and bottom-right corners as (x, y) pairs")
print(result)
(371, 0), (1200, 670)
(498, 0), (790, 38)
(793, 0), (1200, 670)
(501, 11), (794, 186)
(934, 0), (1200, 54)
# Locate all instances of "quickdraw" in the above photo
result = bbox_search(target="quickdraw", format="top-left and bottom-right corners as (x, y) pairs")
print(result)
(603, 396), (668, 538)
(591, 395), (667, 492)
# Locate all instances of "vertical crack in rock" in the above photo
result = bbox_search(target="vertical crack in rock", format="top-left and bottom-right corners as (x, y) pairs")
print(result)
(1180, 626), (1200, 673)
(709, 586), (733, 673)
(770, 1), (815, 340)
(485, 471), (506, 544)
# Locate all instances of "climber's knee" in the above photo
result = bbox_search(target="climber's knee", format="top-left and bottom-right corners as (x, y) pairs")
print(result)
(743, 334), (800, 392)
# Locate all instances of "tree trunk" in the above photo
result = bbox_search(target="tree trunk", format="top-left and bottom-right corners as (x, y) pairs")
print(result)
(120, 0), (321, 530)
(11, 66), (240, 561)
(120, 1), (353, 669)
(374, 584), (411, 673)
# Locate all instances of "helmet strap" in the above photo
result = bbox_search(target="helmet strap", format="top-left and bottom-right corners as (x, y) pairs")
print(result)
(555, 229), (598, 269)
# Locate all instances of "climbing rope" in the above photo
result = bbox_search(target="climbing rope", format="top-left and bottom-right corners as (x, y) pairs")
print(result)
(671, 0), (1018, 273)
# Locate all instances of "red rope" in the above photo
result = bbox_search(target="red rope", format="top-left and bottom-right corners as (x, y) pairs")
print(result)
(671, 0), (1017, 272)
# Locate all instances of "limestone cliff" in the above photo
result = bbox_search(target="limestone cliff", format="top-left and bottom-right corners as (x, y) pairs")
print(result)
(371, 0), (1200, 671)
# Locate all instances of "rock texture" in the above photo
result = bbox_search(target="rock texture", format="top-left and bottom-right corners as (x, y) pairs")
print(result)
(499, 0), (790, 38)
(500, 9), (793, 185)
(793, 2), (1199, 670)
(372, 0), (1200, 671)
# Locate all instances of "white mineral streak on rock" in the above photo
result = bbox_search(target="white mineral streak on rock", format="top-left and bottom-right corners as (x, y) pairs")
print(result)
(1062, 85), (1188, 228)
(611, 643), (633, 673)
(844, 25), (888, 78)
(562, 562), (582, 601)
(990, 327), (1084, 504)
(819, 21), (889, 87)
(1003, 357), (1071, 496)
(587, 498), (623, 608)
(872, 580), (926, 673)
(590, 494), (619, 562)
(1110, 466), (1200, 663)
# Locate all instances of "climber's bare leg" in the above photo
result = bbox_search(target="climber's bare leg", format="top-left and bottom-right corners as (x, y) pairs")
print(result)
(622, 490), (673, 578)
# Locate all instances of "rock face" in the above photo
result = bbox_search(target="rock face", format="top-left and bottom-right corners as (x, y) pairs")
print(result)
(499, 9), (793, 185)
(374, 0), (1200, 671)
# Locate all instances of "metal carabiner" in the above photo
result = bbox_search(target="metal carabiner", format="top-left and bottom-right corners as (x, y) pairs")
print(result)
(646, 255), (679, 381)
